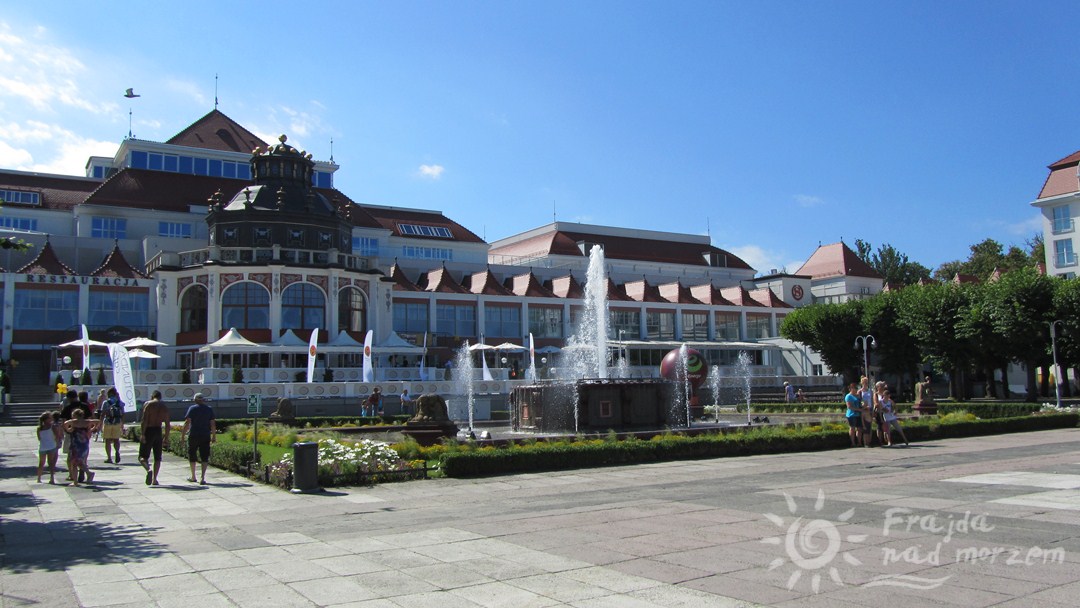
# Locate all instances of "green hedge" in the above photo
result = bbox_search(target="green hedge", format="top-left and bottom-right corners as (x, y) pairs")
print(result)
(748, 401), (1044, 418)
(126, 427), (260, 475)
(215, 415), (410, 428)
(438, 413), (1079, 478)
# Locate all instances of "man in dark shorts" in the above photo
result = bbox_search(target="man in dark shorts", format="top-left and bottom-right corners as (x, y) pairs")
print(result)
(181, 393), (216, 485)
(139, 390), (170, 486)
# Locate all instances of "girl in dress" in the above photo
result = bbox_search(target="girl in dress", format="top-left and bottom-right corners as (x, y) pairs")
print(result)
(36, 412), (59, 483)
(63, 409), (99, 485)
(879, 389), (909, 446)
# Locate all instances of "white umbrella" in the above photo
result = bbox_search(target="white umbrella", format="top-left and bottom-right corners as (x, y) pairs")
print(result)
(58, 339), (108, 348)
(119, 337), (168, 348)
(535, 345), (562, 354)
(126, 348), (161, 359)
(493, 342), (525, 351)
(468, 343), (496, 351)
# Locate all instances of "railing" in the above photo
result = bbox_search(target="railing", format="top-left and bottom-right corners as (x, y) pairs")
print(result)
(1056, 252), (1078, 268)
(1053, 218), (1075, 234)
(165, 247), (371, 270)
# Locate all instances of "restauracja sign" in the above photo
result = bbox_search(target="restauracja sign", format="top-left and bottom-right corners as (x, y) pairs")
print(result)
(20, 274), (145, 287)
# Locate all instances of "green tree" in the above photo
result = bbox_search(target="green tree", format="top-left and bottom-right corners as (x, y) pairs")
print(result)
(862, 291), (922, 394)
(981, 267), (1057, 401)
(855, 239), (931, 285)
(1052, 277), (1080, 397)
(780, 301), (865, 383)
(894, 282), (975, 400)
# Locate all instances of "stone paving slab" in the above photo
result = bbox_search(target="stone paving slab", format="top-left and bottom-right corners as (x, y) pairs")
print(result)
(3, 426), (1080, 606)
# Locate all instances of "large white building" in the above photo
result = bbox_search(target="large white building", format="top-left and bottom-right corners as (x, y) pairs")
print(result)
(1, 109), (880, 386)
(1032, 150), (1080, 278)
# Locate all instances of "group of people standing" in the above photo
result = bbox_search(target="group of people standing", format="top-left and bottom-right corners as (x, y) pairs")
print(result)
(845, 377), (909, 448)
(35, 389), (216, 487)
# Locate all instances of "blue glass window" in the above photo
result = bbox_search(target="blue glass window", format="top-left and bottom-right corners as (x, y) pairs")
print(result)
(130, 151), (148, 169)
(89, 291), (149, 329)
(221, 282), (270, 330)
(194, 157), (208, 175)
(91, 217), (126, 239)
(14, 288), (78, 330)
(179, 156), (193, 174)
(237, 164), (251, 180)
(223, 162), (237, 179)
(163, 155), (178, 172)
(209, 160), (222, 177)
(281, 283), (326, 331)
(148, 153), (163, 171)
(393, 302), (429, 334)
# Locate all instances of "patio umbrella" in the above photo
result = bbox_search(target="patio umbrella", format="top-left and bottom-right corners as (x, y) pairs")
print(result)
(493, 342), (525, 351)
(118, 337), (168, 348)
(58, 339), (108, 348)
(468, 343), (496, 351)
(126, 348), (161, 359)
(535, 345), (562, 354)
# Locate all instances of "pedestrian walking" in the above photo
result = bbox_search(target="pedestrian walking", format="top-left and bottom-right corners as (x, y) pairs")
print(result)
(99, 388), (125, 463)
(36, 411), (60, 484)
(63, 409), (98, 486)
(181, 393), (216, 485)
(139, 390), (170, 486)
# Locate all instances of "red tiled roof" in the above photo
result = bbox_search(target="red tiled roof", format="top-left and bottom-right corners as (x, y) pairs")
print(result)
(505, 273), (556, 298)
(658, 281), (701, 304)
(489, 226), (752, 270)
(17, 239), (75, 275)
(689, 283), (735, 306)
(418, 266), (468, 293)
(90, 244), (148, 279)
(547, 274), (584, 299)
(81, 168), (244, 213)
(623, 278), (665, 303)
(795, 242), (883, 280)
(465, 269), (513, 295)
(166, 109), (268, 153)
(360, 206), (485, 244)
(388, 264), (421, 291)
(952, 273), (980, 284)
(0, 170), (100, 211)
(719, 286), (762, 307)
(749, 287), (792, 308)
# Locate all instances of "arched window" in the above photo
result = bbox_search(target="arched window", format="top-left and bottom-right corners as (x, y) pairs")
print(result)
(338, 287), (367, 334)
(180, 285), (208, 332)
(221, 282), (270, 330)
(281, 283), (325, 331)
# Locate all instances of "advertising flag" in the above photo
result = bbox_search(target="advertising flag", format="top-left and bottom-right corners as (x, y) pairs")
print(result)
(107, 343), (136, 413)
(362, 330), (374, 383)
(306, 328), (319, 383)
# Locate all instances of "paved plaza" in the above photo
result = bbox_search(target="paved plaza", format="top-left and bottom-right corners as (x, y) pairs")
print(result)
(2, 426), (1080, 607)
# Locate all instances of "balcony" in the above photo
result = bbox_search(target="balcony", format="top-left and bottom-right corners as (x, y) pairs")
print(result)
(1052, 217), (1075, 234)
(1056, 252), (1078, 268)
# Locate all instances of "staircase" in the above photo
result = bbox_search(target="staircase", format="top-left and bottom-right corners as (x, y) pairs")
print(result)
(2, 361), (64, 426)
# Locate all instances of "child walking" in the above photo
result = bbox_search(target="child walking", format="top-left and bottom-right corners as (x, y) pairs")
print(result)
(36, 411), (60, 483)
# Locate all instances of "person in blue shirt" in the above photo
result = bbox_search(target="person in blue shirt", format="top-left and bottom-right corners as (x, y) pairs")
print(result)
(844, 383), (863, 448)
(181, 393), (216, 485)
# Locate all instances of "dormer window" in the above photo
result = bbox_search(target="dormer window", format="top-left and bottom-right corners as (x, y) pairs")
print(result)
(0, 189), (40, 206)
(398, 224), (453, 238)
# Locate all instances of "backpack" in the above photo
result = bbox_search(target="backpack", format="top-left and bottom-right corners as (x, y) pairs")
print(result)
(103, 399), (124, 424)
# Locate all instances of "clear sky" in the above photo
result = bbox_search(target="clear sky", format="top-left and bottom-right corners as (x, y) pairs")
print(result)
(2, 1), (1078, 274)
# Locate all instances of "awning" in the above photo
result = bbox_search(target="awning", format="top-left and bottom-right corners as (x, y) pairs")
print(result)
(198, 328), (267, 353)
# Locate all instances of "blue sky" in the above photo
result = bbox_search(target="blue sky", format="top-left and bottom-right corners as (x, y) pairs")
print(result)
(2, 1), (1078, 274)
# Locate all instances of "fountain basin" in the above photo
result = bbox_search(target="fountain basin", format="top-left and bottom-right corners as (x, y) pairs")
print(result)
(512, 378), (678, 433)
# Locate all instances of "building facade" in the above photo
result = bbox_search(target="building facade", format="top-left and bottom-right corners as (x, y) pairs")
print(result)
(1032, 150), (1080, 279)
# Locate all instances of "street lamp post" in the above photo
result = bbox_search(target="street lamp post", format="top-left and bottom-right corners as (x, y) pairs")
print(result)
(1049, 320), (1065, 408)
(853, 335), (876, 383)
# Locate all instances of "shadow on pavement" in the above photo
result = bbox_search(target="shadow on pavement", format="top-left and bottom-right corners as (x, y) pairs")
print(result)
(1, 518), (171, 574)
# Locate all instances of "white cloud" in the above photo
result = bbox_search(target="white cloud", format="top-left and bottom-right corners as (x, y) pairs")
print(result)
(164, 79), (207, 106)
(0, 119), (115, 174)
(0, 22), (115, 115)
(793, 194), (825, 208)
(418, 164), (445, 180)
(0, 139), (32, 166)
(1007, 213), (1043, 236)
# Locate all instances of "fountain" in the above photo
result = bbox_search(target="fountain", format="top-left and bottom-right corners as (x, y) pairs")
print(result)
(734, 350), (753, 425)
(707, 366), (722, 423)
(512, 244), (678, 433)
(451, 342), (476, 437)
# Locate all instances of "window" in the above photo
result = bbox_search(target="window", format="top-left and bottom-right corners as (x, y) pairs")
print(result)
(393, 301), (429, 334)
(1053, 206), (1073, 234)
(599, 400), (612, 418)
(645, 311), (675, 340)
(89, 291), (149, 329)
(14, 288), (77, 330)
(528, 307), (563, 338)
(159, 222), (193, 238)
(338, 287), (367, 334)
(352, 236), (379, 256)
(0, 189), (40, 205)
(0, 217), (37, 231)
(221, 282), (270, 330)
(398, 224), (453, 238)
(436, 303), (476, 337)
(746, 313), (771, 339)
(181, 286), (208, 333)
(484, 305), (520, 338)
(91, 217), (126, 239)
(682, 311), (708, 340)
(281, 283), (325, 331)
(130, 150), (148, 169)
(1055, 239), (1077, 268)
(715, 312), (740, 340)
(313, 171), (332, 188)
(609, 309), (640, 340)
(402, 245), (453, 260)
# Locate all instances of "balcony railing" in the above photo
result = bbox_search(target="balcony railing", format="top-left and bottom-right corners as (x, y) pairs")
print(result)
(146, 247), (372, 272)
(1053, 218), (1075, 234)
(1056, 252), (1078, 268)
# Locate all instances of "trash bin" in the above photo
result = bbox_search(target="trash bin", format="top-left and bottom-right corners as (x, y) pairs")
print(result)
(291, 441), (321, 494)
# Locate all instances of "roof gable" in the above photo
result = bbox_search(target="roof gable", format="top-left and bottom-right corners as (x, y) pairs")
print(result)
(719, 286), (762, 307)
(90, 243), (148, 279)
(795, 242), (883, 280)
(389, 264), (421, 291)
(749, 287), (792, 308)
(418, 266), (467, 293)
(465, 269), (513, 295)
(17, 239), (75, 275)
(689, 283), (735, 306)
(166, 109), (268, 153)
(506, 272), (556, 298)
(547, 273), (584, 299)
(658, 281), (701, 304)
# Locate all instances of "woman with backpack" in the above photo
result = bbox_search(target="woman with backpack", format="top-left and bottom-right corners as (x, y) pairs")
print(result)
(99, 388), (125, 464)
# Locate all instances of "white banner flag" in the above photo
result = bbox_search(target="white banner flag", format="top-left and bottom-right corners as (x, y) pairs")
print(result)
(306, 328), (319, 383)
(419, 333), (428, 381)
(107, 343), (136, 413)
(81, 324), (91, 369)
(527, 332), (537, 382)
(362, 329), (374, 383)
